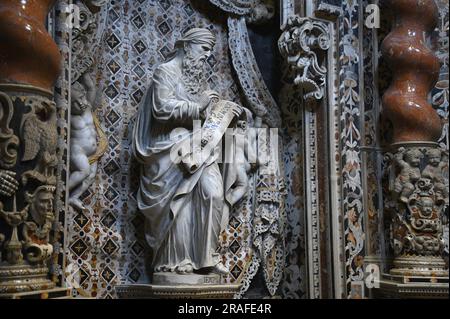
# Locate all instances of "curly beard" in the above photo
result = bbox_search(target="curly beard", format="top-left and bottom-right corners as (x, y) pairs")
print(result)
(181, 51), (207, 96)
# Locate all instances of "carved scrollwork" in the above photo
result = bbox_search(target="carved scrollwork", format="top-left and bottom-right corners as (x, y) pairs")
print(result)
(387, 146), (449, 259)
(72, 1), (100, 82)
(278, 16), (331, 101)
(0, 92), (19, 170)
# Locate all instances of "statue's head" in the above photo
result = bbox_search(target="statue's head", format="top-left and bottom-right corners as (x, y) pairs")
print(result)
(404, 148), (422, 167)
(175, 28), (215, 65)
(26, 185), (55, 226)
(174, 28), (216, 94)
(71, 81), (90, 115)
(426, 148), (441, 166)
(418, 196), (434, 217)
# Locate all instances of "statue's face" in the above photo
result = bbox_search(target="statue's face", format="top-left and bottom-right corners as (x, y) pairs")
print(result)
(428, 154), (440, 166)
(405, 150), (422, 167)
(419, 197), (434, 216)
(31, 190), (54, 225)
(36, 191), (53, 217)
(71, 84), (89, 115)
(186, 42), (213, 64)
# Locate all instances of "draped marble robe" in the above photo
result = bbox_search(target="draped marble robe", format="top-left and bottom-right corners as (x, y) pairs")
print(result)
(132, 61), (229, 272)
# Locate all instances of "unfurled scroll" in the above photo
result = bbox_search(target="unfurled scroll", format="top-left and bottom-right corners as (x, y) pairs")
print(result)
(181, 100), (242, 174)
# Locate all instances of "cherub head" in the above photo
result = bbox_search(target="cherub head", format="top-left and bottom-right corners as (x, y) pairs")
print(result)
(404, 148), (423, 167)
(426, 148), (442, 167)
(417, 196), (434, 217)
(71, 81), (90, 115)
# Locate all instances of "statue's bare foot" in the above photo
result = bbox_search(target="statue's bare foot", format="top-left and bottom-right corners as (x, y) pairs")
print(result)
(176, 264), (193, 274)
(69, 197), (85, 211)
(212, 262), (228, 275)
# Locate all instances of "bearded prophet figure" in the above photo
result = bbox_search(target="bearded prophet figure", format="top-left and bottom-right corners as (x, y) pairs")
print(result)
(132, 28), (250, 276)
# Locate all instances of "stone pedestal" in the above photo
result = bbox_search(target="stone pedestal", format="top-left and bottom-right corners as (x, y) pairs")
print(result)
(375, 274), (448, 299)
(0, 287), (71, 299)
(115, 283), (241, 299)
(153, 272), (221, 285)
(116, 272), (241, 299)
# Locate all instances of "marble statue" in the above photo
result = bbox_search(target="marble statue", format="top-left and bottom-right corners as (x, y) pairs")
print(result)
(68, 73), (99, 210)
(133, 28), (250, 278)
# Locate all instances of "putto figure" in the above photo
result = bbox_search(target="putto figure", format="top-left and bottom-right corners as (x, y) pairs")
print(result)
(393, 147), (423, 203)
(68, 73), (103, 211)
(133, 28), (250, 277)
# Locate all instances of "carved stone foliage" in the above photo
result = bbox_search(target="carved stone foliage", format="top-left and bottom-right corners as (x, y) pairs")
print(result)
(72, 0), (107, 81)
(278, 16), (331, 102)
(385, 146), (449, 276)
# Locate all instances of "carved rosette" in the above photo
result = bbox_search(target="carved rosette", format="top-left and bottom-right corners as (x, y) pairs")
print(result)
(278, 16), (330, 102)
(0, 0), (61, 294)
(381, 0), (448, 278)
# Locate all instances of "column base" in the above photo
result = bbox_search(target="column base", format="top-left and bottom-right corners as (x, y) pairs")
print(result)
(115, 284), (241, 299)
(390, 255), (448, 277)
(0, 263), (55, 294)
(375, 273), (449, 299)
(0, 287), (71, 299)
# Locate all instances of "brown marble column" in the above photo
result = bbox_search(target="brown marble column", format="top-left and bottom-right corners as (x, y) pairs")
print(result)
(0, 0), (61, 295)
(381, 0), (448, 280)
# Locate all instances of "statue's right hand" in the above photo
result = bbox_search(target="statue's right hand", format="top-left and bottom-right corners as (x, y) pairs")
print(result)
(199, 90), (219, 111)
(205, 90), (219, 103)
(0, 170), (19, 197)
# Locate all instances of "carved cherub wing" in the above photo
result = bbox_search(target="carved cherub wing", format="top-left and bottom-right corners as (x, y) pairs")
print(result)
(21, 114), (41, 161)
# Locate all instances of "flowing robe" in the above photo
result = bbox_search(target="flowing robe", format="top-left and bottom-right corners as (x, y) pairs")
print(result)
(132, 61), (225, 271)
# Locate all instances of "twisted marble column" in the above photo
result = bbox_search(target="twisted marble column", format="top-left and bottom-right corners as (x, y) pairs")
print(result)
(0, 0), (61, 294)
(382, 0), (448, 277)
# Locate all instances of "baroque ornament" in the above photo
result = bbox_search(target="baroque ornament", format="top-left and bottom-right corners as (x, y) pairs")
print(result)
(0, 0), (61, 295)
(278, 16), (331, 102)
(386, 146), (448, 276)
